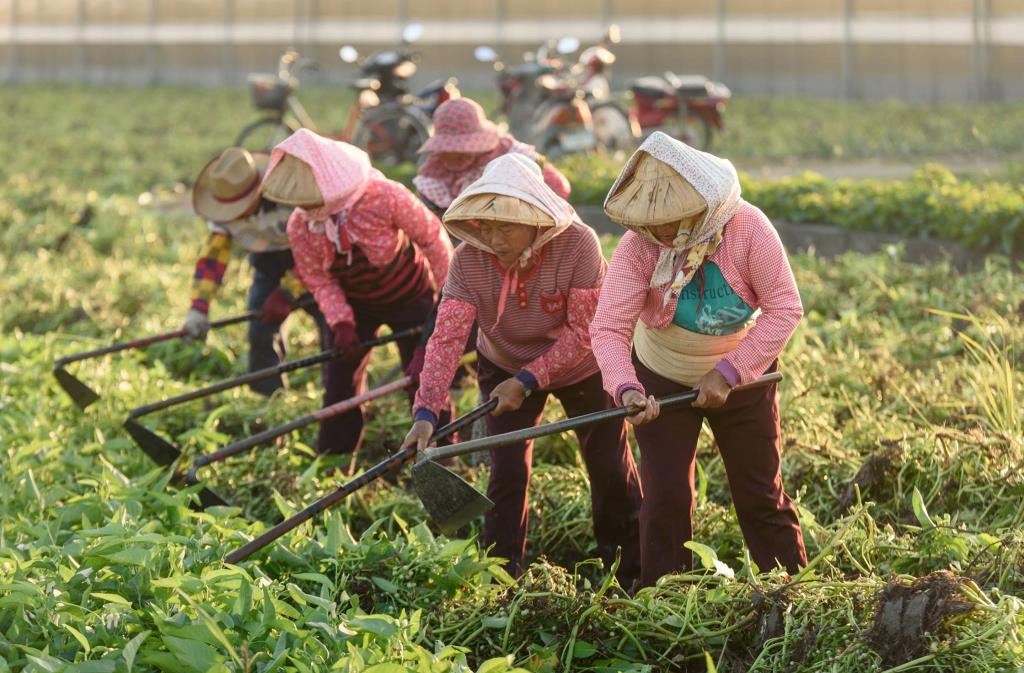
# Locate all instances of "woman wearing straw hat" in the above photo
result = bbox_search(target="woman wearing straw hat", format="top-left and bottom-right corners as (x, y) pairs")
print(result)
(260, 129), (454, 457)
(408, 97), (573, 394)
(184, 147), (327, 395)
(401, 154), (642, 585)
(590, 132), (807, 587)
(413, 98), (571, 215)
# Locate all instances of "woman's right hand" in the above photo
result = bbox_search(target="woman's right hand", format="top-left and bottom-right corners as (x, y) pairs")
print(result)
(401, 419), (435, 452)
(622, 389), (660, 426)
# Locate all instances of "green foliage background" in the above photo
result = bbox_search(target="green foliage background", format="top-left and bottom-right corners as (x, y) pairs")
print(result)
(1, 87), (1022, 672)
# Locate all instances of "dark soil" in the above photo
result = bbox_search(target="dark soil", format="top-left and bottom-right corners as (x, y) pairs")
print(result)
(866, 570), (974, 666)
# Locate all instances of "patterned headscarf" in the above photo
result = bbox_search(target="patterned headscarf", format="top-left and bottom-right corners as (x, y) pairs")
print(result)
(414, 99), (540, 209)
(604, 132), (742, 297)
(265, 129), (381, 224)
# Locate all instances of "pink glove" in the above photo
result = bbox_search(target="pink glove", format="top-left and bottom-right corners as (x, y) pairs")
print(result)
(332, 321), (367, 363)
(259, 288), (294, 325)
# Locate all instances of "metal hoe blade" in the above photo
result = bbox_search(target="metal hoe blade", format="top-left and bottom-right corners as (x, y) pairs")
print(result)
(411, 459), (494, 534)
(53, 367), (101, 409)
(123, 419), (230, 507)
(190, 483), (231, 509)
(123, 419), (183, 466)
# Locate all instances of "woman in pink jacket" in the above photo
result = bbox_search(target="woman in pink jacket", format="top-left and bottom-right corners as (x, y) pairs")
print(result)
(260, 129), (454, 457)
(401, 154), (641, 586)
(590, 132), (807, 587)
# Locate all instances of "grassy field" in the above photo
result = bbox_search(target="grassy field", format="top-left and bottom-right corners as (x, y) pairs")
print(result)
(1, 87), (1023, 671)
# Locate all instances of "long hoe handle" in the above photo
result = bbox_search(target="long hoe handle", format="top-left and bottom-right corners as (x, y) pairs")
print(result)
(419, 372), (784, 464)
(224, 398), (498, 564)
(127, 327), (421, 419)
(185, 375), (414, 485)
(51, 303), (311, 368)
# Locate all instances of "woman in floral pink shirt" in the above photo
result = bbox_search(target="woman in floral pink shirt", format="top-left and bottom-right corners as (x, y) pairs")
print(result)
(261, 129), (453, 457)
(591, 132), (807, 586)
(401, 154), (641, 585)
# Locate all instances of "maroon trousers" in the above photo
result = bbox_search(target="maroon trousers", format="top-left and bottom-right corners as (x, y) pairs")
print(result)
(477, 355), (643, 585)
(319, 293), (447, 455)
(632, 356), (806, 586)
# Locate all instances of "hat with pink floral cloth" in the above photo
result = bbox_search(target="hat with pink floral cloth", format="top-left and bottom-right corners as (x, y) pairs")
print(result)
(261, 128), (378, 222)
(418, 98), (502, 154)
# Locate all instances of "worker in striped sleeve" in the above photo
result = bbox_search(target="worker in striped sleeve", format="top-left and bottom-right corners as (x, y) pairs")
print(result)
(590, 132), (807, 587)
(260, 130), (454, 458)
(401, 154), (642, 586)
(406, 97), (573, 384)
(182, 147), (327, 395)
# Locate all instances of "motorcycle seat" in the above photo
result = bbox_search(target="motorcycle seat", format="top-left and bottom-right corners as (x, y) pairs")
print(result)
(664, 72), (713, 96)
(349, 77), (380, 91)
(415, 78), (454, 99)
(630, 76), (675, 98)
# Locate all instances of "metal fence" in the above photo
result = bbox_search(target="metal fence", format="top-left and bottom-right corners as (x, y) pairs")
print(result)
(3, 0), (1022, 101)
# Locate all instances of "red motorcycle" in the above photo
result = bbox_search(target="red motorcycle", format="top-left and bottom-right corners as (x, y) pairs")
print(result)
(475, 39), (597, 160)
(629, 72), (731, 150)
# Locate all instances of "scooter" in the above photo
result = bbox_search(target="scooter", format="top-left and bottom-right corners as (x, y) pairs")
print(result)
(628, 70), (731, 151)
(339, 23), (461, 166)
(474, 37), (597, 160)
(572, 25), (640, 153)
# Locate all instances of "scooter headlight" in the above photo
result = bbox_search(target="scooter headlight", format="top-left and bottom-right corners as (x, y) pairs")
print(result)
(359, 89), (380, 108)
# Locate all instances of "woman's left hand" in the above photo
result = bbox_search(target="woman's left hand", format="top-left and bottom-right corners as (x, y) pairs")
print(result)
(693, 369), (732, 409)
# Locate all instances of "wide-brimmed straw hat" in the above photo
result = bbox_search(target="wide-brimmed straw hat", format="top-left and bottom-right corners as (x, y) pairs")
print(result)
(193, 148), (270, 223)
(444, 192), (555, 228)
(418, 98), (502, 154)
(260, 154), (325, 208)
(604, 152), (707, 227)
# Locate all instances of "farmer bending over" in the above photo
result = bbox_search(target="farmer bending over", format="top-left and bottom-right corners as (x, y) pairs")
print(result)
(182, 147), (327, 395)
(413, 98), (570, 215)
(590, 132), (807, 587)
(401, 154), (642, 586)
(260, 129), (453, 457)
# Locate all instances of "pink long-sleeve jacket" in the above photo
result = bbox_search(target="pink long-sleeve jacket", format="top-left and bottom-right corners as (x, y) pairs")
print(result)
(590, 202), (803, 403)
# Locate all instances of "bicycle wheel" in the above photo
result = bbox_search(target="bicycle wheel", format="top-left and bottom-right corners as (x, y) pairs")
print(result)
(235, 117), (299, 152)
(591, 102), (639, 154)
(353, 105), (431, 167)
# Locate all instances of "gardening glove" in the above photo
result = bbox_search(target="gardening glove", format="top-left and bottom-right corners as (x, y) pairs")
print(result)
(259, 287), (294, 325)
(404, 345), (426, 387)
(182, 308), (210, 342)
(331, 321), (366, 363)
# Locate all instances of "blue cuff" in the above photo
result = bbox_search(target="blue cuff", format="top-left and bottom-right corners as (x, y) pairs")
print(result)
(715, 360), (741, 388)
(413, 408), (438, 426)
(515, 370), (540, 392)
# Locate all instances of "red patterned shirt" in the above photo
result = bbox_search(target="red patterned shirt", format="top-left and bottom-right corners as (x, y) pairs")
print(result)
(287, 177), (453, 327)
(414, 221), (605, 417)
(590, 202), (803, 402)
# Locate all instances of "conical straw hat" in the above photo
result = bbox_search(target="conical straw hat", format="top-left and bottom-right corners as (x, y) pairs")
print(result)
(604, 152), (707, 227)
(193, 148), (270, 223)
(444, 192), (555, 227)
(260, 154), (324, 208)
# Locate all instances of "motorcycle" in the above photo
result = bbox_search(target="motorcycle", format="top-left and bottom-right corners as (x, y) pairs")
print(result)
(572, 25), (641, 153)
(474, 37), (597, 160)
(628, 71), (731, 151)
(236, 24), (459, 166)
(338, 23), (461, 166)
